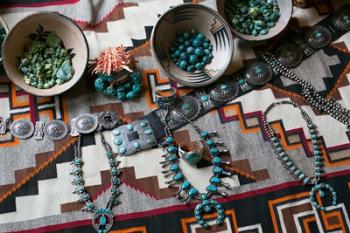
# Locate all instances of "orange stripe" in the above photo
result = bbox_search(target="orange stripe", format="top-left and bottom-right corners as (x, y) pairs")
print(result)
(268, 192), (309, 233)
(303, 216), (316, 233)
(61, 96), (69, 123)
(0, 137), (77, 203)
(11, 84), (28, 108)
(111, 226), (147, 233)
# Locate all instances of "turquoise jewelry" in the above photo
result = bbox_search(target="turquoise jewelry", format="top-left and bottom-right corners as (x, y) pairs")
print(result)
(170, 30), (214, 72)
(94, 72), (142, 101)
(72, 131), (121, 233)
(156, 88), (232, 228)
(262, 100), (337, 210)
(178, 142), (204, 166)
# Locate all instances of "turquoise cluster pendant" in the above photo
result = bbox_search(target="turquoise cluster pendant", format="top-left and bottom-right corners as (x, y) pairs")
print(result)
(160, 129), (232, 228)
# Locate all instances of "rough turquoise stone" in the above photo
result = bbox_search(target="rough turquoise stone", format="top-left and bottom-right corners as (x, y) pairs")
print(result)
(206, 184), (218, 193)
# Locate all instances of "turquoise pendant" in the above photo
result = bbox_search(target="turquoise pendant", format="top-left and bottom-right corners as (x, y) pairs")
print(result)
(194, 195), (225, 228)
(309, 183), (337, 211)
(92, 208), (114, 233)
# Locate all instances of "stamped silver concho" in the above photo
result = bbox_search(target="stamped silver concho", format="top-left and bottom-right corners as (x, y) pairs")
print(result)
(72, 114), (98, 134)
(10, 119), (34, 139)
(275, 43), (303, 68)
(210, 82), (239, 103)
(244, 61), (273, 85)
(305, 26), (332, 49)
(171, 96), (201, 123)
(97, 111), (119, 130)
(45, 120), (68, 141)
(332, 10), (350, 31)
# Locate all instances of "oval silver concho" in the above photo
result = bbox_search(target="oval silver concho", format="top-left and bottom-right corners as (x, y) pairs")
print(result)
(244, 61), (273, 85)
(73, 114), (98, 134)
(10, 119), (34, 139)
(332, 10), (350, 31)
(210, 82), (239, 103)
(275, 43), (303, 68)
(171, 96), (201, 123)
(45, 120), (68, 141)
(305, 26), (332, 49)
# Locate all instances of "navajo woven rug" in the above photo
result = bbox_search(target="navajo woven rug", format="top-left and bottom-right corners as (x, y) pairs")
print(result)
(0, 1), (349, 233)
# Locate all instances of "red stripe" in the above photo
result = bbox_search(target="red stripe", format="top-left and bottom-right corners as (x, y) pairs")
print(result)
(28, 94), (36, 123)
(12, 168), (350, 233)
(0, 0), (79, 8)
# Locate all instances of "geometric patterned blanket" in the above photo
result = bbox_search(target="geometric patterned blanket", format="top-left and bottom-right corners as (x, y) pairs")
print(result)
(0, 0), (349, 232)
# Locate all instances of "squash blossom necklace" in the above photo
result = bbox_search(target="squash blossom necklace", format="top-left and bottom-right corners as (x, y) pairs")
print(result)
(156, 88), (232, 228)
(71, 131), (121, 233)
(262, 101), (337, 210)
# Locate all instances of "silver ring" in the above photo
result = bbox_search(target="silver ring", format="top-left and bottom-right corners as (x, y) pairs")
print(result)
(178, 142), (204, 166)
(155, 88), (178, 108)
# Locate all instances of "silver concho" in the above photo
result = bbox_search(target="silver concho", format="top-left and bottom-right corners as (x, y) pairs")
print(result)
(97, 111), (119, 130)
(332, 10), (350, 31)
(45, 120), (68, 141)
(275, 43), (303, 68)
(305, 26), (332, 49)
(171, 96), (200, 123)
(10, 119), (34, 139)
(244, 61), (273, 85)
(73, 114), (98, 134)
(210, 82), (239, 103)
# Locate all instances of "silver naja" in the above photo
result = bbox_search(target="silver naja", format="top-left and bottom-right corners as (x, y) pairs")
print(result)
(72, 114), (98, 134)
(45, 120), (68, 141)
(10, 119), (34, 139)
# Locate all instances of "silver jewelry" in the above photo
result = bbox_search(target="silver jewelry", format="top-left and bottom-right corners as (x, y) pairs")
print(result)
(97, 111), (119, 130)
(275, 43), (303, 68)
(45, 120), (68, 141)
(10, 119), (34, 139)
(155, 88), (178, 108)
(178, 141), (204, 166)
(0, 117), (9, 135)
(332, 10), (350, 31)
(170, 96), (201, 123)
(305, 26), (332, 49)
(34, 121), (45, 140)
(72, 114), (99, 134)
(209, 81), (239, 103)
(244, 61), (273, 85)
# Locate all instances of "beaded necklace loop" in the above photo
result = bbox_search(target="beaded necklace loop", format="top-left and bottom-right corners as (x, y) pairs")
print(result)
(262, 100), (337, 211)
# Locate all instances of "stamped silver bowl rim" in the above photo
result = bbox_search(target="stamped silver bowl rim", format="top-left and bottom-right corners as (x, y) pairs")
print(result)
(150, 3), (234, 87)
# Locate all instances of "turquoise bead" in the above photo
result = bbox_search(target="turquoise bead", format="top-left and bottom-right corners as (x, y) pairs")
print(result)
(127, 124), (133, 131)
(115, 138), (123, 145)
(186, 47), (194, 54)
(173, 172), (183, 181)
(213, 156), (221, 164)
(188, 188), (199, 197)
(192, 39), (202, 47)
(195, 63), (204, 70)
(166, 136), (174, 143)
(126, 91), (136, 99)
(140, 121), (148, 127)
(189, 55), (198, 64)
(210, 147), (219, 155)
(179, 52), (188, 60)
(187, 65), (195, 72)
(117, 92), (126, 100)
(119, 146), (127, 154)
(133, 142), (141, 149)
(213, 166), (223, 174)
(181, 180), (191, 190)
(210, 176), (221, 184)
(206, 139), (214, 146)
(179, 60), (188, 70)
(168, 154), (178, 162)
(167, 146), (176, 153)
(194, 48), (203, 56)
(170, 164), (179, 172)
(145, 129), (153, 135)
(319, 190), (325, 198)
(206, 184), (218, 193)
(201, 193), (208, 200)
(201, 95), (209, 102)
(200, 131), (209, 138)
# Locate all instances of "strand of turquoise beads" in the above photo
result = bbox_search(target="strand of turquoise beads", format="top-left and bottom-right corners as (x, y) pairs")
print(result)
(262, 101), (337, 210)
(159, 105), (230, 228)
(71, 132), (121, 233)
